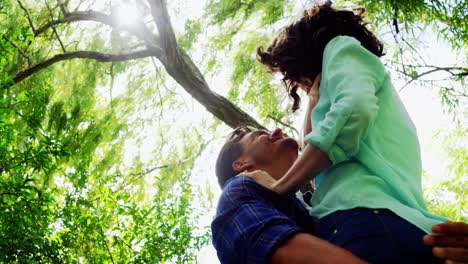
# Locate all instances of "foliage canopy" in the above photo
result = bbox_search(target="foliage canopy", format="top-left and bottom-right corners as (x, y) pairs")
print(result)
(0, 0), (466, 262)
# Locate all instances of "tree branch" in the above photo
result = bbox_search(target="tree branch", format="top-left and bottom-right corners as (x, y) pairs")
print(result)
(57, 0), (69, 15)
(388, 61), (468, 75)
(44, 1), (67, 53)
(35, 10), (110, 35)
(52, 26), (67, 52)
(34, 10), (160, 50)
(267, 114), (299, 138)
(17, 0), (37, 34)
(98, 225), (115, 264)
(19, 1), (159, 48)
(146, 0), (265, 129)
(392, 64), (468, 92)
(402, 68), (441, 91)
(115, 162), (184, 194)
(440, 86), (468, 98)
(2, 35), (32, 66)
(390, 22), (406, 75)
(148, 0), (178, 58)
(13, 49), (161, 84)
(128, 164), (170, 178)
(16, 0), (266, 130)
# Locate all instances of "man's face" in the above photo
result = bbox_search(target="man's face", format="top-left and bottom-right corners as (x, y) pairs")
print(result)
(237, 128), (299, 165)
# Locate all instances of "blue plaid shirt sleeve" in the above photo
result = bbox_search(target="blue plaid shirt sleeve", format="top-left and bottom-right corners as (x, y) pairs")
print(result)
(211, 177), (302, 264)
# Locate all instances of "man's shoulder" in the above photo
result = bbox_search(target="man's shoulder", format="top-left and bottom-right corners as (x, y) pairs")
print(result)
(219, 176), (258, 205)
(224, 175), (257, 192)
(215, 176), (276, 214)
(212, 177), (306, 264)
(213, 177), (264, 231)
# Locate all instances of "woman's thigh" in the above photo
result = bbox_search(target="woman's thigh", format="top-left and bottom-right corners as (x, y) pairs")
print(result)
(316, 208), (442, 264)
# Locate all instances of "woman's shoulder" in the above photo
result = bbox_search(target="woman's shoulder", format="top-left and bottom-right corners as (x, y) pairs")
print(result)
(328, 35), (359, 46)
(322, 35), (388, 85)
(323, 35), (385, 71)
(324, 35), (368, 57)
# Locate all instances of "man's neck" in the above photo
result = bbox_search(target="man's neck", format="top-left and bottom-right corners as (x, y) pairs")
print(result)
(255, 160), (293, 181)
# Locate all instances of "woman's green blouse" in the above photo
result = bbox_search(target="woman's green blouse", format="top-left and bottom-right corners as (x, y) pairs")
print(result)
(305, 36), (446, 233)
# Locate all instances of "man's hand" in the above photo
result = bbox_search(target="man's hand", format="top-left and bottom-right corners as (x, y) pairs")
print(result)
(240, 170), (279, 192)
(423, 221), (468, 263)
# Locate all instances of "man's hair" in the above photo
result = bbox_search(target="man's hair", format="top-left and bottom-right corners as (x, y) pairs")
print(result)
(215, 126), (255, 188)
(257, 1), (384, 112)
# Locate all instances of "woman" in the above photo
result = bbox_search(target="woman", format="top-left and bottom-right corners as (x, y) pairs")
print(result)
(244, 2), (446, 263)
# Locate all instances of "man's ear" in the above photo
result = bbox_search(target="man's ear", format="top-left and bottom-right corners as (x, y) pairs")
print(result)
(232, 157), (254, 173)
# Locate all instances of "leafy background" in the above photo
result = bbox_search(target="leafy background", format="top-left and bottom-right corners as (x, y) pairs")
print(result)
(0, 0), (466, 263)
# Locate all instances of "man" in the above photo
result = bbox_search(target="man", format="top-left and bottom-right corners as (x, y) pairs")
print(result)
(211, 126), (468, 264)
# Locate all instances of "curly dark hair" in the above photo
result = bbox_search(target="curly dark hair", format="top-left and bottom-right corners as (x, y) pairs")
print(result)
(257, 1), (384, 112)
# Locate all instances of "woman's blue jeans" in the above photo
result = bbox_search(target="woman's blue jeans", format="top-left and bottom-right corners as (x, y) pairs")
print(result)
(316, 208), (443, 263)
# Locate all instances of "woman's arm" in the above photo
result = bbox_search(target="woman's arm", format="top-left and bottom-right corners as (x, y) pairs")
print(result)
(273, 143), (330, 195)
(301, 99), (314, 149)
(241, 143), (330, 196)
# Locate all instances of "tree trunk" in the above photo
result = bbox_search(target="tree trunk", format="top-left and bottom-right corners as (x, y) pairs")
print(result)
(161, 47), (266, 130)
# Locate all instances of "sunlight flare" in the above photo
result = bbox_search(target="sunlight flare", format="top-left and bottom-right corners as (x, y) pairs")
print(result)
(115, 1), (141, 26)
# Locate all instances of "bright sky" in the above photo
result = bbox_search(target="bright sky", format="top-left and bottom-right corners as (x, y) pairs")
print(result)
(108, 0), (464, 263)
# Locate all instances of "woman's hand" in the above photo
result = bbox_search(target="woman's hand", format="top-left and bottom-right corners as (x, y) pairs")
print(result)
(240, 170), (279, 192)
(302, 73), (322, 148)
(308, 73), (321, 106)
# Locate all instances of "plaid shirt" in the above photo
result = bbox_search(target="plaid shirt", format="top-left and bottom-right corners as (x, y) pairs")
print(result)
(211, 176), (316, 264)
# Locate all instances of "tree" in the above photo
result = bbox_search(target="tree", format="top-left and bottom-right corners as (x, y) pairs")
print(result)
(0, 0), (466, 262)
(424, 125), (468, 222)
(1, 0), (212, 262)
(4, 0), (264, 129)
(4, 0), (466, 138)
